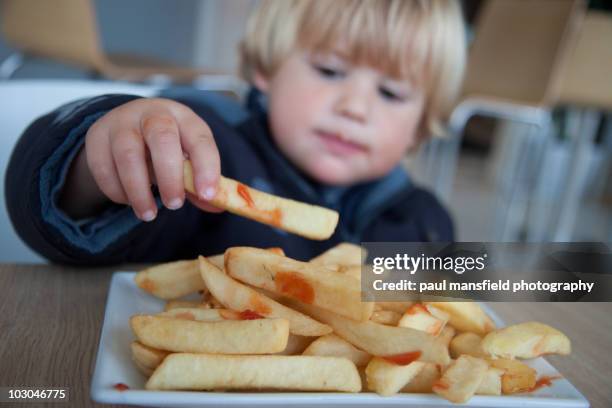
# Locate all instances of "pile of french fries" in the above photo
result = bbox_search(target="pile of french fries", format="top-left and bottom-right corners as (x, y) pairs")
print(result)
(130, 243), (571, 404)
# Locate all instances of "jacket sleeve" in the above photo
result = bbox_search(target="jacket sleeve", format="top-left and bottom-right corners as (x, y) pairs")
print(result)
(4, 94), (218, 265)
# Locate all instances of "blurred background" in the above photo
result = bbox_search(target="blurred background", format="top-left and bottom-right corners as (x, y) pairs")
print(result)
(0, 0), (610, 263)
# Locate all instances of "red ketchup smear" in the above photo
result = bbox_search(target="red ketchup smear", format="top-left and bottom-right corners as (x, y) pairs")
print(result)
(269, 208), (283, 227)
(406, 304), (429, 315)
(249, 294), (272, 315)
(140, 278), (156, 293)
(432, 380), (450, 390)
(236, 184), (283, 227)
(174, 312), (196, 320)
(529, 375), (561, 392)
(114, 383), (129, 391)
(275, 271), (315, 304)
(238, 310), (265, 320)
(218, 309), (240, 320)
(237, 184), (255, 208)
(382, 351), (422, 365)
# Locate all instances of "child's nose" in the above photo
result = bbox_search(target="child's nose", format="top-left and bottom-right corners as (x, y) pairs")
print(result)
(334, 84), (371, 123)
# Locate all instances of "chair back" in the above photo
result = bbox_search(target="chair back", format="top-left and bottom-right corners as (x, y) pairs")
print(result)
(462, 0), (586, 107)
(557, 11), (612, 110)
(1, 0), (104, 69)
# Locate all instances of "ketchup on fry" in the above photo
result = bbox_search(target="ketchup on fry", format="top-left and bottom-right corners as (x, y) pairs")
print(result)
(529, 376), (561, 392)
(238, 310), (265, 320)
(406, 304), (429, 315)
(381, 351), (421, 365)
(275, 271), (315, 304)
(432, 380), (450, 390)
(237, 184), (255, 208)
(236, 184), (283, 226)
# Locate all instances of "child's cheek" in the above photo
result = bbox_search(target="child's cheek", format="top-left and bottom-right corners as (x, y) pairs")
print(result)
(269, 86), (322, 145)
(372, 131), (415, 174)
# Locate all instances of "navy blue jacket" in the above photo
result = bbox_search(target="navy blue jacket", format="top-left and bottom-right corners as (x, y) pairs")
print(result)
(5, 88), (453, 265)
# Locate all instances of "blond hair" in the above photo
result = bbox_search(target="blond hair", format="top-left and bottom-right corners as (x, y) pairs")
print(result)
(240, 0), (466, 137)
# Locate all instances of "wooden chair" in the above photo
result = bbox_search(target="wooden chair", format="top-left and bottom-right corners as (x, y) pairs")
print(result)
(0, 0), (239, 87)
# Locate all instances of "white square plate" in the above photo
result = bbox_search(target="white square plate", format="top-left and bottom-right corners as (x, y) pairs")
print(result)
(91, 272), (590, 408)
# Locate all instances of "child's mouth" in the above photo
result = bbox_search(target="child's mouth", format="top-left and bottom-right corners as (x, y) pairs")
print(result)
(315, 130), (368, 156)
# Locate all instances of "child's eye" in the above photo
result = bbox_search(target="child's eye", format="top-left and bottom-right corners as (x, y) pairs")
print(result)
(314, 65), (345, 79)
(378, 86), (406, 102)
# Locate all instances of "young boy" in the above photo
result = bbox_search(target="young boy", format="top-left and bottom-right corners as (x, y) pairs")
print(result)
(6, 0), (466, 265)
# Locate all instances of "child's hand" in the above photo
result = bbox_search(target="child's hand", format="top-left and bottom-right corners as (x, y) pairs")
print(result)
(84, 98), (221, 221)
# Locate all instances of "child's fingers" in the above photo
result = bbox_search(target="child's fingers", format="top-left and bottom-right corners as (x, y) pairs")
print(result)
(85, 124), (129, 205)
(141, 113), (184, 210)
(111, 130), (157, 222)
(185, 192), (225, 213)
(177, 113), (220, 201)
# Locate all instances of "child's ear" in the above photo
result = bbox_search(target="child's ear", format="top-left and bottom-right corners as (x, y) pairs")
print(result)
(253, 70), (270, 93)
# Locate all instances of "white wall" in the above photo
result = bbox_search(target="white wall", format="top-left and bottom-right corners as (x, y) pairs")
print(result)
(192, 0), (258, 74)
(0, 80), (158, 263)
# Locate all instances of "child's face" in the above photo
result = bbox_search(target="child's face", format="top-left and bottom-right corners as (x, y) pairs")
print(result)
(256, 50), (425, 185)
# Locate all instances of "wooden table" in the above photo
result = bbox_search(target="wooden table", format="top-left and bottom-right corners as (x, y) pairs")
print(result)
(1, 264), (611, 407)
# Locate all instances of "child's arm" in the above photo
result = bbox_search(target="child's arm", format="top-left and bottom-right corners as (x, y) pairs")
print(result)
(5, 95), (224, 265)
(57, 144), (109, 219)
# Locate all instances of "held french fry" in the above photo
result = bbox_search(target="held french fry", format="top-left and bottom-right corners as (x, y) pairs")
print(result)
(183, 161), (338, 240)
(130, 315), (289, 354)
(481, 321), (571, 359)
(225, 247), (374, 321)
(198, 256), (332, 336)
(146, 354), (362, 392)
